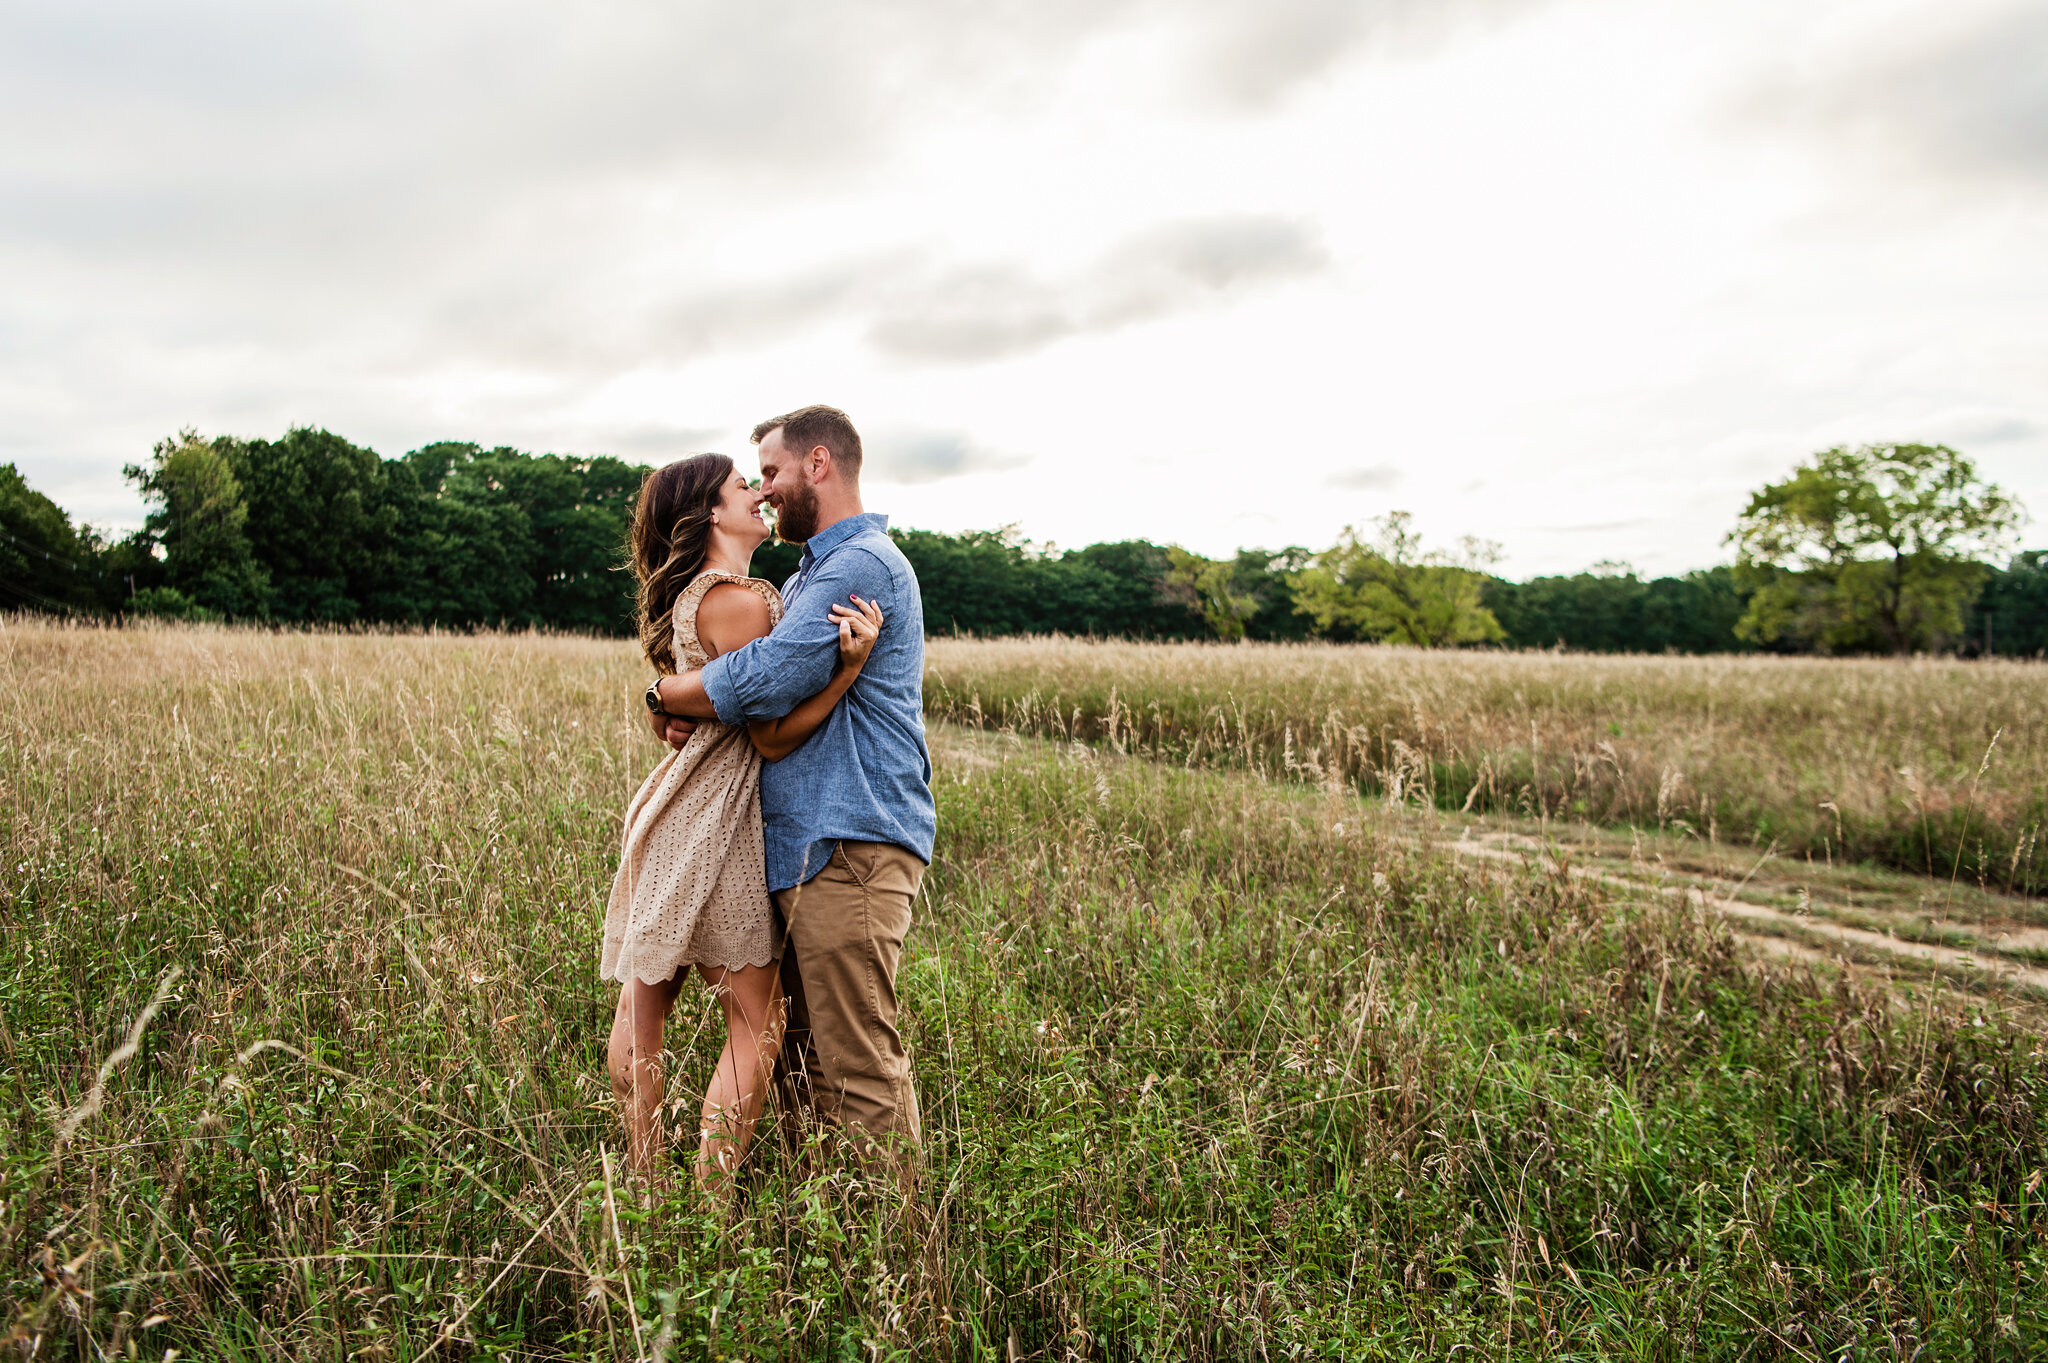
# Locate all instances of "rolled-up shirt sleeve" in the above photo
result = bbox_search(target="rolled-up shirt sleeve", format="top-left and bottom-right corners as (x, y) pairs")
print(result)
(700, 549), (891, 724)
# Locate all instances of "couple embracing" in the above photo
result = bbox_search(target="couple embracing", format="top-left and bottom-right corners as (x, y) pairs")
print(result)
(599, 405), (935, 1195)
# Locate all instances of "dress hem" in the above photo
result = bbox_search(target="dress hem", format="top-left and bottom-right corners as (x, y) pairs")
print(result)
(601, 941), (781, 987)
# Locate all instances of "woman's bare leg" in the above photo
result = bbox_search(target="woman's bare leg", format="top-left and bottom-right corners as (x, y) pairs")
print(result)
(607, 974), (685, 1177)
(695, 962), (785, 1198)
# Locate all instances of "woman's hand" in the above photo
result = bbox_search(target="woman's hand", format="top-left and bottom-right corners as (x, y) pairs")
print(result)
(750, 595), (885, 763)
(829, 595), (884, 675)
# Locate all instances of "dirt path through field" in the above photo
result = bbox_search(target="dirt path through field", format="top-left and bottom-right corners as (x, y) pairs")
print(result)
(930, 721), (2048, 1012)
(1440, 826), (2048, 1001)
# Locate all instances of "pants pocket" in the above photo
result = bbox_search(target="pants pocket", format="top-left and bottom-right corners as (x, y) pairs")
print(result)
(833, 839), (878, 888)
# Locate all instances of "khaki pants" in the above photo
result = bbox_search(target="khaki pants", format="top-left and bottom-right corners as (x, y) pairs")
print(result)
(772, 840), (924, 1162)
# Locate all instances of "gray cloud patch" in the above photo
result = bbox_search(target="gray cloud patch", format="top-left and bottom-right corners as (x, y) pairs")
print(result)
(1183, 0), (1552, 108)
(865, 430), (1029, 485)
(867, 216), (1329, 363)
(1327, 464), (1403, 491)
(420, 217), (1327, 372)
(1915, 407), (2042, 448)
(639, 262), (905, 366)
(1185, 0), (1377, 107)
(1750, 2), (2048, 185)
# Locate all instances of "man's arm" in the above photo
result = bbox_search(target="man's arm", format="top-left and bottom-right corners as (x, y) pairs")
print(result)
(699, 550), (891, 725)
(651, 668), (718, 720)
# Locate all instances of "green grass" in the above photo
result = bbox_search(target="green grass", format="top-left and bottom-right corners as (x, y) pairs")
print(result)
(1, 621), (2044, 1359)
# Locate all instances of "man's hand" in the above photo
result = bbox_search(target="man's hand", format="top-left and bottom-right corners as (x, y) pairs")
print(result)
(643, 699), (696, 750)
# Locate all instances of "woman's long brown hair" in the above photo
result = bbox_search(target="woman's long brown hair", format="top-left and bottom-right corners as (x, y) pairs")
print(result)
(628, 453), (735, 673)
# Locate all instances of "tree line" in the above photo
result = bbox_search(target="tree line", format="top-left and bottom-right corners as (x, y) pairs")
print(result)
(3, 430), (647, 633)
(2, 429), (2041, 656)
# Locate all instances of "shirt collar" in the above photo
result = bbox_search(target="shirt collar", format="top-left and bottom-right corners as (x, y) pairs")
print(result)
(797, 511), (888, 566)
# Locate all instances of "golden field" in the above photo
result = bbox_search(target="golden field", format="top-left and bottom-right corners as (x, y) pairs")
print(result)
(2, 620), (2043, 1359)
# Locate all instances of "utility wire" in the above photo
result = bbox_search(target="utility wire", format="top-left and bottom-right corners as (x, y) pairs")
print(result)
(0, 523), (103, 576)
(0, 573), (92, 615)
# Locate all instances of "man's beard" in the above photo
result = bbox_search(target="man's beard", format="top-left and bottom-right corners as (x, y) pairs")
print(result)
(774, 482), (821, 544)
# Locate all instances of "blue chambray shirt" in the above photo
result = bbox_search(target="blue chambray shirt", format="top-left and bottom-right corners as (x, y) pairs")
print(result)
(700, 512), (936, 892)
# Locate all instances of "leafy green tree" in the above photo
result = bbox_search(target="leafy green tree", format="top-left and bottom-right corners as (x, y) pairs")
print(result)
(1967, 550), (2048, 657)
(531, 452), (643, 633)
(1481, 563), (1751, 653)
(894, 526), (1048, 636)
(1729, 443), (2023, 655)
(1162, 547), (1261, 640)
(0, 463), (104, 613)
(1293, 512), (1504, 647)
(124, 430), (271, 618)
(461, 447), (641, 633)
(92, 530), (168, 613)
(365, 443), (640, 632)
(1238, 547), (1318, 641)
(1639, 566), (1750, 653)
(1155, 546), (1317, 642)
(1054, 540), (1205, 639)
(224, 427), (392, 623)
(1481, 561), (1642, 652)
(894, 529), (1211, 639)
(382, 442), (539, 626)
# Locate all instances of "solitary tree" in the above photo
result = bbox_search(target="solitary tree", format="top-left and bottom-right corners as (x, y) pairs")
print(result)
(1727, 443), (2023, 655)
(125, 430), (271, 617)
(1292, 512), (1504, 647)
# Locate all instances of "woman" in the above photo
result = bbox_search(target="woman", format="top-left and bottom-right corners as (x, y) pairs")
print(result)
(602, 452), (883, 1191)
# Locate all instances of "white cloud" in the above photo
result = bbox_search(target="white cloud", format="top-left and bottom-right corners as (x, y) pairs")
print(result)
(0, 0), (2043, 579)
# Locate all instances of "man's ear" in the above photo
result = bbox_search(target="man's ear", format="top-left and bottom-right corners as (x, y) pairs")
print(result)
(806, 444), (834, 485)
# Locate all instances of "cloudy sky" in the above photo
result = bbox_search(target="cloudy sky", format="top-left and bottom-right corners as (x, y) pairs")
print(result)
(4, 0), (2043, 575)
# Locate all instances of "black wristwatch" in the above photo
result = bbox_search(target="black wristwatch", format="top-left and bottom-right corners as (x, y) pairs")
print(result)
(644, 678), (666, 715)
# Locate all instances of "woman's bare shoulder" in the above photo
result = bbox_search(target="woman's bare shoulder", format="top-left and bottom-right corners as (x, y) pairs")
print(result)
(695, 580), (775, 655)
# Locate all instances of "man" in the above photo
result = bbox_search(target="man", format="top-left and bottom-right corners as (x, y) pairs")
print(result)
(647, 405), (935, 1173)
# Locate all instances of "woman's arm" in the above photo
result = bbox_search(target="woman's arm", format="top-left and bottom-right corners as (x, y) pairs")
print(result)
(693, 583), (777, 658)
(745, 597), (883, 761)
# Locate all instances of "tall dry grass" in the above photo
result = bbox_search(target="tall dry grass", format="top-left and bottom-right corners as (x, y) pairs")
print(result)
(3, 618), (2043, 1358)
(927, 638), (2048, 893)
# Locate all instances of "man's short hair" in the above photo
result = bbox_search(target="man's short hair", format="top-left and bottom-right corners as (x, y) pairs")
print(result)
(751, 405), (862, 478)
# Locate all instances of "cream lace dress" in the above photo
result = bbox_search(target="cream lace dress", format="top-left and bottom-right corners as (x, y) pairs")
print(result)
(601, 572), (784, 985)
